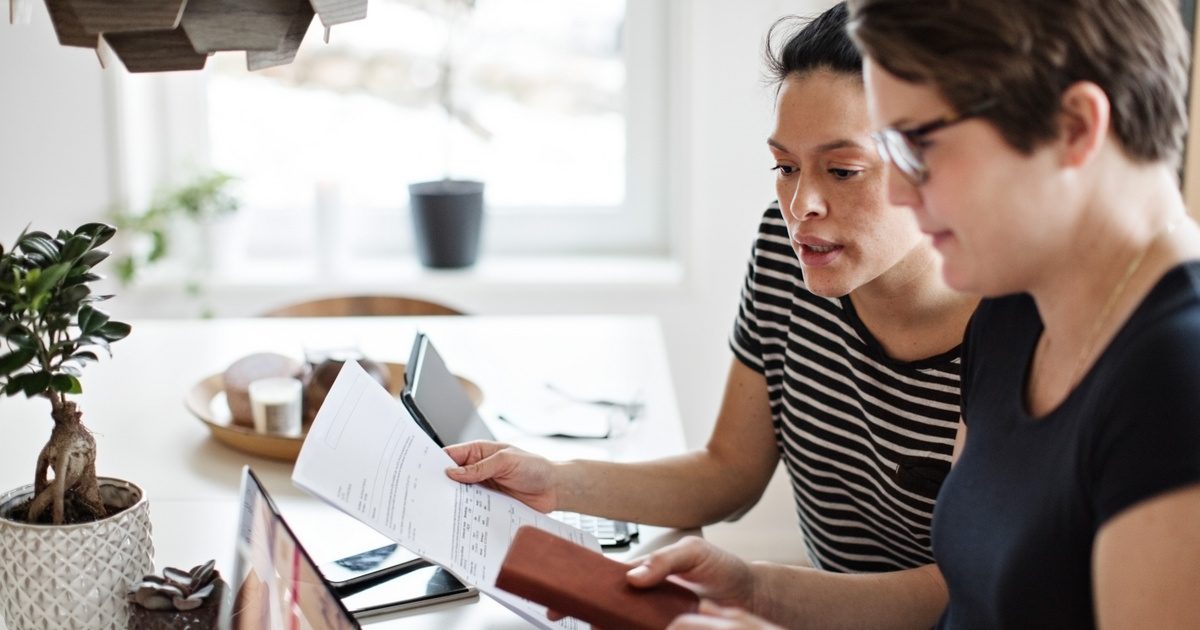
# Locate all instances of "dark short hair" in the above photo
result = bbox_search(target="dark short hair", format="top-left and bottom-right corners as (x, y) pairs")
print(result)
(765, 2), (861, 88)
(846, 0), (1189, 165)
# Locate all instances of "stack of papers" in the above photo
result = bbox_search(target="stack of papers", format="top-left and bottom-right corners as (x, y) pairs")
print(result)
(292, 361), (600, 629)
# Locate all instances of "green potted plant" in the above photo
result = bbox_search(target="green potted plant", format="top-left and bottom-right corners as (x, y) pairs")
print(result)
(110, 170), (240, 284)
(408, 0), (488, 269)
(0, 223), (154, 629)
(110, 170), (240, 317)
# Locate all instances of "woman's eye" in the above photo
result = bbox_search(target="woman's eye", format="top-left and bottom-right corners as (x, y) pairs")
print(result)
(771, 164), (796, 176)
(829, 168), (862, 180)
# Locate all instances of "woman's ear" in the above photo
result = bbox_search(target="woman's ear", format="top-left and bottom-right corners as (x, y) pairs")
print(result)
(1057, 81), (1111, 168)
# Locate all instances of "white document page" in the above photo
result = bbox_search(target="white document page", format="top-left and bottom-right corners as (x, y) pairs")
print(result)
(292, 361), (599, 629)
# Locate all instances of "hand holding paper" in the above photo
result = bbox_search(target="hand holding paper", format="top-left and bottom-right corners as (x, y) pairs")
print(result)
(291, 360), (600, 629)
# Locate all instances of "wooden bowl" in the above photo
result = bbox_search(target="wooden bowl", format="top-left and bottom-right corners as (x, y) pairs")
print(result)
(184, 362), (483, 462)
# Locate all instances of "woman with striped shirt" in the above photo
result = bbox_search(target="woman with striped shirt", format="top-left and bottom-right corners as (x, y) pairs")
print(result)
(446, 2), (977, 577)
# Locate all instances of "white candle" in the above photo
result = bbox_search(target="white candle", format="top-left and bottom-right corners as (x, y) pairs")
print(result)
(248, 377), (303, 436)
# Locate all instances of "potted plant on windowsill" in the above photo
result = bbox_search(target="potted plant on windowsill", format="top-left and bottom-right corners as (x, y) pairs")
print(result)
(408, 0), (489, 269)
(0, 223), (154, 630)
(110, 170), (241, 317)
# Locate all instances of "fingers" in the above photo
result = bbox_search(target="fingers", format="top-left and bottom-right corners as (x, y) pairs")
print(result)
(443, 440), (506, 466)
(698, 599), (742, 618)
(666, 600), (778, 630)
(444, 441), (513, 484)
(626, 536), (709, 588)
(445, 441), (536, 484)
(445, 456), (503, 484)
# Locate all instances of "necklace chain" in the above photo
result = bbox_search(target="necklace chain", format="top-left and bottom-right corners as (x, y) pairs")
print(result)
(1066, 216), (1182, 388)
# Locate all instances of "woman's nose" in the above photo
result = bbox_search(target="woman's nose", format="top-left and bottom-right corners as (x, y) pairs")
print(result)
(784, 177), (826, 221)
(886, 163), (921, 209)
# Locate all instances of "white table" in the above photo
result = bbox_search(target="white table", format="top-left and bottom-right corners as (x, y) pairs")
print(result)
(0, 316), (693, 629)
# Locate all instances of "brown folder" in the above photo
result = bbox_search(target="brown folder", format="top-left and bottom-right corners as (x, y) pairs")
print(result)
(495, 525), (699, 630)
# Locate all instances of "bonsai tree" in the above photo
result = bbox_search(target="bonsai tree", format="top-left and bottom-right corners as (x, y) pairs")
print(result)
(0, 223), (132, 525)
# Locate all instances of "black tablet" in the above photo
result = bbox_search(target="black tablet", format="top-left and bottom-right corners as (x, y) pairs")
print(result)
(318, 543), (428, 591)
(402, 331), (493, 447)
(339, 565), (476, 620)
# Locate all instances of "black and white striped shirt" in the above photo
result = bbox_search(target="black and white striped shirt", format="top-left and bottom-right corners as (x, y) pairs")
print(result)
(730, 204), (961, 573)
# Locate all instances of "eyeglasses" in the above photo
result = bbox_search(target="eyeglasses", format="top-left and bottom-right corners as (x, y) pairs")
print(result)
(871, 101), (994, 185)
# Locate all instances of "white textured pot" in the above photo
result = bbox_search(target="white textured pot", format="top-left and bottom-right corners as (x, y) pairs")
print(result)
(0, 478), (154, 630)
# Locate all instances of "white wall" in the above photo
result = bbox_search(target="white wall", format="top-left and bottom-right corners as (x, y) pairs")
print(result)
(0, 8), (112, 240)
(0, 0), (834, 562)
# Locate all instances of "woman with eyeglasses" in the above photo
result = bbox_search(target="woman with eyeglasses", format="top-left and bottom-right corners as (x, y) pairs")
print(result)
(446, 1), (975, 582)
(625, 1), (1200, 629)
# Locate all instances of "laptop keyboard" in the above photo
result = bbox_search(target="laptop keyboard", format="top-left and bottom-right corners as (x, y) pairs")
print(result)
(550, 511), (638, 549)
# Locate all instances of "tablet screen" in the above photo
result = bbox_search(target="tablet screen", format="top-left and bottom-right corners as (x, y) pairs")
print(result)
(222, 467), (360, 630)
(406, 332), (494, 445)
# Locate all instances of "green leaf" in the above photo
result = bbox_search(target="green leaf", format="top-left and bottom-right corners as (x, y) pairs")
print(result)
(22, 253), (49, 268)
(17, 371), (50, 398)
(29, 262), (72, 299)
(8, 330), (37, 351)
(80, 306), (110, 334)
(60, 235), (91, 262)
(57, 364), (82, 377)
(115, 256), (136, 284)
(77, 249), (109, 269)
(78, 335), (111, 354)
(4, 379), (24, 396)
(55, 283), (90, 306)
(18, 236), (58, 263)
(97, 320), (131, 342)
(70, 350), (99, 364)
(0, 347), (36, 375)
(76, 223), (116, 248)
(50, 373), (82, 394)
(77, 304), (94, 332)
(147, 230), (167, 262)
(62, 272), (102, 287)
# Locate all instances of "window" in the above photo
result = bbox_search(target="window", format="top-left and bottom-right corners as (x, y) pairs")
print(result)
(109, 0), (670, 280)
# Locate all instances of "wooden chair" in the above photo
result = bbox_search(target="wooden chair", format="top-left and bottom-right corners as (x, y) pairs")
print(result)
(261, 295), (464, 317)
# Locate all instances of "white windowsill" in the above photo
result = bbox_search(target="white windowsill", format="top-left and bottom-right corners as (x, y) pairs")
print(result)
(126, 254), (686, 294)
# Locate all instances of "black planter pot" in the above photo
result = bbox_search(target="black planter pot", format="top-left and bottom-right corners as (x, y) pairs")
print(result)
(408, 179), (485, 269)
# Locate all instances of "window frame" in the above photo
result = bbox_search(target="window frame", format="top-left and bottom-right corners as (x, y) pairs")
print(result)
(103, 0), (674, 273)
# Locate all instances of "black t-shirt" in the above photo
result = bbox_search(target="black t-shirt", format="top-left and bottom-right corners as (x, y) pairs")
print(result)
(934, 262), (1200, 630)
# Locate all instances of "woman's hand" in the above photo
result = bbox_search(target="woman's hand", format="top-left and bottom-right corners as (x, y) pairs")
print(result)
(444, 441), (559, 513)
(544, 539), (768, 627)
(626, 536), (758, 610)
(668, 601), (785, 630)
